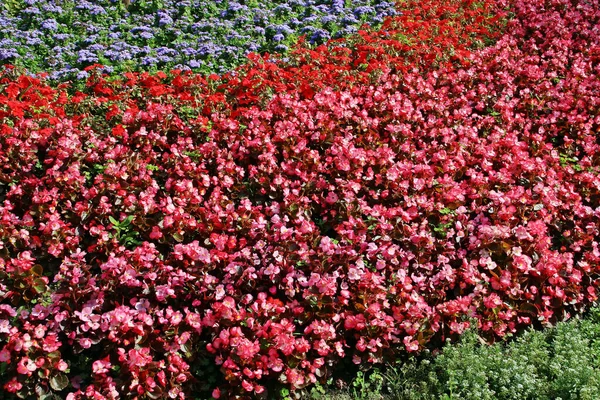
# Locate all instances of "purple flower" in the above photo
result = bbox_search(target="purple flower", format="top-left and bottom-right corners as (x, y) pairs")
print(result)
(21, 7), (41, 15)
(158, 11), (173, 26)
(342, 15), (360, 25)
(42, 4), (63, 13)
(0, 45), (19, 60)
(354, 6), (375, 17)
(310, 29), (330, 44)
(321, 15), (337, 24)
(26, 37), (43, 46)
(88, 44), (105, 51)
(142, 56), (159, 66)
(228, 2), (245, 13)
(77, 49), (98, 63)
(332, 0), (345, 9)
(1, 0), (399, 78)
(89, 6), (107, 15)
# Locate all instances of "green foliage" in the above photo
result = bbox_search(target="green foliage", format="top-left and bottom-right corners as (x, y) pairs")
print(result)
(2, 0), (22, 15)
(351, 370), (386, 400)
(316, 306), (600, 400)
(108, 215), (142, 248)
(382, 306), (600, 400)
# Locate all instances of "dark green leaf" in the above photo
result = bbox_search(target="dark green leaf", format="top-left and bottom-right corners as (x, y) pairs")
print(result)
(32, 278), (47, 294)
(49, 373), (69, 391)
(31, 264), (44, 276)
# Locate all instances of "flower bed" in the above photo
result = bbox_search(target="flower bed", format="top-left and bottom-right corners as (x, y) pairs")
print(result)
(0, 0), (599, 398)
(0, 0), (397, 79)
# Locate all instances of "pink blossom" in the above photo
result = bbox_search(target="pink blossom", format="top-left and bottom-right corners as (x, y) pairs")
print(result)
(92, 358), (111, 375)
(0, 348), (11, 363)
(17, 357), (37, 375)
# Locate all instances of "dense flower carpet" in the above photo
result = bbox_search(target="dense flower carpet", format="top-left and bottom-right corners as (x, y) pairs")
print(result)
(0, 0), (599, 398)
(0, 0), (397, 78)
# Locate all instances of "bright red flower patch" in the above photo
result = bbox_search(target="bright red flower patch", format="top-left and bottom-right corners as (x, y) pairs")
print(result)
(0, 0), (599, 398)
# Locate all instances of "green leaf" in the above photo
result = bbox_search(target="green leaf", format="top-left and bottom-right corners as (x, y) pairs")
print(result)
(31, 264), (44, 276)
(49, 373), (69, 391)
(181, 343), (193, 358)
(35, 384), (49, 397)
(108, 216), (119, 226)
(147, 391), (164, 400)
(47, 351), (61, 362)
(14, 279), (27, 290)
(32, 278), (47, 294)
(40, 394), (61, 400)
(123, 215), (134, 226)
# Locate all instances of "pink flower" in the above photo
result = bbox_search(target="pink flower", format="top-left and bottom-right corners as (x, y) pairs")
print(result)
(286, 368), (305, 388)
(186, 312), (202, 332)
(17, 357), (37, 375)
(514, 226), (533, 241)
(168, 387), (181, 398)
(0, 348), (11, 363)
(325, 192), (339, 204)
(126, 348), (152, 368)
(242, 380), (253, 392)
(33, 324), (46, 339)
(92, 358), (111, 375)
(264, 264), (280, 276)
(155, 285), (175, 302)
(42, 334), (61, 352)
(347, 267), (362, 281)
(56, 360), (69, 372)
(484, 293), (503, 309)
(0, 320), (10, 334)
(403, 336), (419, 352)
(4, 377), (22, 393)
(150, 226), (163, 239)
(234, 338), (260, 361)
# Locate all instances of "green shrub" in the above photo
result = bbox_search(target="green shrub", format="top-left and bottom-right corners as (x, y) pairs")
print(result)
(317, 306), (600, 400)
(385, 306), (600, 400)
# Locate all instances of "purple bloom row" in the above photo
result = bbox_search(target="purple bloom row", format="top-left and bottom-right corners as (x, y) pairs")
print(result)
(0, 0), (398, 79)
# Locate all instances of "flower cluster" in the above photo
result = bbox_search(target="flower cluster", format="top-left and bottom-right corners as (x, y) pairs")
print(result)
(0, 0), (397, 79)
(0, 0), (599, 398)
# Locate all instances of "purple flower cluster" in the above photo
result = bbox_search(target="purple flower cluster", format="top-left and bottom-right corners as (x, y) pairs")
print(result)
(0, 0), (398, 79)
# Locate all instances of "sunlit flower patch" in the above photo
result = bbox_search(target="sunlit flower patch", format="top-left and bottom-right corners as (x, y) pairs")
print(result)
(0, 0), (397, 79)
(0, 0), (598, 398)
